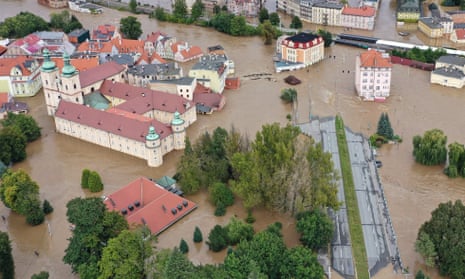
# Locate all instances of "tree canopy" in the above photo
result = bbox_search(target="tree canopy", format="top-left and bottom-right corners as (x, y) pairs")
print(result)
(317, 29), (333, 47)
(258, 8), (269, 24)
(49, 10), (83, 33)
(269, 12), (280, 26)
(0, 12), (49, 38)
(0, 126), (27, 165)
(413, 129), (447, 166)
(417, 200), (465, 279)
(376, 113), (394, 140)
(120, 16), (142, 39)
(296, 209), (334, 251)
(2, 112), (41, 142)
(0, 231), (14, 279)
(190, 0), (205, 21)
(290, 16), (303, 29)
(444, 142), (465, 178)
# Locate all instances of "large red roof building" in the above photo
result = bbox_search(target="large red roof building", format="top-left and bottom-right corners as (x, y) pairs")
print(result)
(103, 177), (197, 235)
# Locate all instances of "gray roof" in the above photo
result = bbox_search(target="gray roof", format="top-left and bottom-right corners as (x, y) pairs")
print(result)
(437, 55), (465, 67)
(454, 23), (465, 29)
(151, 76), (195, 85)
(419, 17), (443, 29)
(191, 54), (228, 71)
(110, 53), (135, 66)
(35, 31), (65, 41)
(128, 62), (181, 77)
(68, 29), (89, 37)
(313, 2), (343, 9)
(432, 66), (465, 78)
(398, 0), (420, 11)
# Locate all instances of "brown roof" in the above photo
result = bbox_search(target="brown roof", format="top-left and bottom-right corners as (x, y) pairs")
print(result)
(100, 80), (194, 114)
(180, 46), (203, 60)
(52, 56), (99, 72)
(0, 57), (35, 76)
(55, 100), (172, 142)
(145, 31), (168, 43)
(103, 177), (197, 235)
(79, 61), (126, 88)
(0, 92), (9, 106)
(0, 45), (7, 56)
(360, 49), (392, 68)
(451, 14), (465, 24)
(111, 38), (144, 53)
(342, 6), (375, 17)
(193, 91), (225, 108)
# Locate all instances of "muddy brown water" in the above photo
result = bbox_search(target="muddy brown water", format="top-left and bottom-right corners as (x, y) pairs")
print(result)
(1, 1), (465, 278)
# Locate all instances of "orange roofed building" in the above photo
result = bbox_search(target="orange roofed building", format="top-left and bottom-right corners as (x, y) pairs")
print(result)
(355, 49), (392, 101)
(103, 177), (197, 235)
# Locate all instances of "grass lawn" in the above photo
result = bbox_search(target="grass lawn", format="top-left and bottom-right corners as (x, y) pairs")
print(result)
(335, 115), (370, 279)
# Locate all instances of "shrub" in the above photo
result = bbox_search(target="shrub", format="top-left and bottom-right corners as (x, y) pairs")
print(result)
(214, 201), (226, 216)
(245, 210), (255, 224)
(81, 169), (90, 188)
(31, 271), (49, 279)
(225, 217), (254, 245)
(209, 182), (234, 207)
(42, 200), (53, 215)
(266, 222), (283, 237)
(26, 206), (45, 226)
(179, 238), (189, 254)
(207, 225), (229, 252)
(88, 171), (104, 192)
(193, 226), (203, 243)
(280, 88), (297, 103)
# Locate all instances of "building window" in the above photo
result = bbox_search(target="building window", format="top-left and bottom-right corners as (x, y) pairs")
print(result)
(74, 84), (77, 89)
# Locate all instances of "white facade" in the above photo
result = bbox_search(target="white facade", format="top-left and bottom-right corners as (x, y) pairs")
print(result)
(355, 50), (392, 101)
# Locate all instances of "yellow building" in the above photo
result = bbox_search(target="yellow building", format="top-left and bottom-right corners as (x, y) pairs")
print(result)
(188, 54), (232, 94)
(280, 32), (325, 66)
(0, 57), (42, 97)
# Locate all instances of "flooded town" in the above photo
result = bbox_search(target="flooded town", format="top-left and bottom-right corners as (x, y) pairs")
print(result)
(1, 0), (465, 278)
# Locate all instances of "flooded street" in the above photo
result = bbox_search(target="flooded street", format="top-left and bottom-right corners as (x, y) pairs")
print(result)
(1, 1), (465, 278)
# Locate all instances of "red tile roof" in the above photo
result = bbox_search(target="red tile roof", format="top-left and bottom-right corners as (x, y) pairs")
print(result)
(179, 46), (203, 60)
(0, 57), (35, 76)
(52, 56), (99, 72)
(193, 91), (225, 109)
(342, 6), (375, 17)
(455, 29), (465, 40)
(103, 177), (197, 235)
(55, 101), (172, 142)
(145, 31), (168, 43)
(100, 80), (195, 114)
(92, 24), (117, 41)
(111, 38), (144, 53)
(0, 45), (7, 56)
(360, 49), (392, 68)
(76, 40), (114, 53)
(79, 61), (126, 88)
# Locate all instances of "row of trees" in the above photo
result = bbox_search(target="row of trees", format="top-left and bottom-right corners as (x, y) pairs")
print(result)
(0, 112), (42, 167)
(391, 47), (447, 64)
(0, 169), (53, 226)
(176, 124), (340, 216)
(416, 200), (465, 279)
(0, 11), (82, 38)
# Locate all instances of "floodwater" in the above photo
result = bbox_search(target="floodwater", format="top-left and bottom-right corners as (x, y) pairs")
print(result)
(1, 0), (465, 278)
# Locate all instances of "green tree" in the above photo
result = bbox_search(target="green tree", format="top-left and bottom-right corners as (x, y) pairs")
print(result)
(258, 8), (269, 23)
(177, 138), (203, 194)
(269, 12), (280, 26)
(129, 0), (137, 13)
(151, 6), (167, 21)
(280, 246), (325, 279)
(191, 0), (205, 21)
(415, 231), (437, 268)
(98, 229), (153, 279)
(193, 226), (203, 243)
(43, 199), (54, 215)
(0, 12), (49, 38)
(290, 16), (302, 29)
(31, 271), (49, 279)
(81, 169), (91, 188)
(417, 200), (465, 279)
(0, 231), (14, 279)
(2, 112), (41, 142)
(49, 11), (83, 33)
(444, 142), (465, 178)
(26, 202), (45, 226)
(0, 126), (27, 164)
(413, 129), (448, 166)
(78, 262), (99, 279)
(376, 113), (394, 140)
(163, 248), (195, 278)
(225, 217), (254, 245)
(317, 29), (333, 47)
(209, 12), (234, 34)
(88, 171), (103, 192)
(207, 225), (229, 252)
(120, 16), (142, 39)
(259, 20), (276, 45)
(415, 270), (430, 279)
(213, 4), (221, 14)
(179, 238), (189, 254)
(296, 209), (334, 251)
(209, 182), (234, 207)
(280, 88), (297, 103)
(0, 169), (40, 216)
(230, 16), (247, 36)
(173, 0), (188, 20)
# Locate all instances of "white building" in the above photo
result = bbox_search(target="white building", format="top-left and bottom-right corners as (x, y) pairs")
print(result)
(355, 49), (392, 101)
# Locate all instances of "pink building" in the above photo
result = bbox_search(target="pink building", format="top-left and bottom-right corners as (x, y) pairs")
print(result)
(355, 49), (392, 101)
